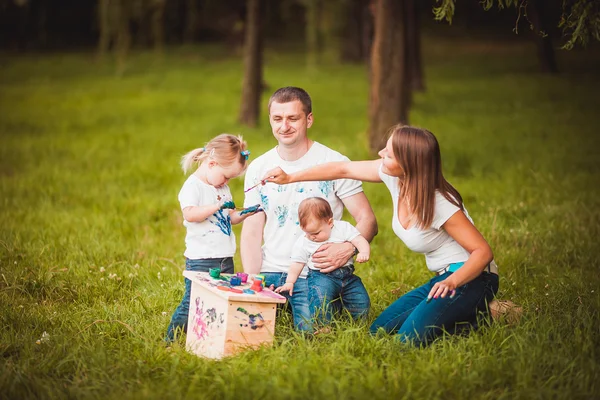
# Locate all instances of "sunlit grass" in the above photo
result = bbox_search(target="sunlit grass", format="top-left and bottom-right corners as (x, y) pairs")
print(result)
(1, 38), (599, 399)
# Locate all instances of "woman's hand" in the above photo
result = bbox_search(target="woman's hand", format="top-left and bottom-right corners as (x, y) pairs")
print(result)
(427, 277), (458, 302)
(262, 167), (291, 185)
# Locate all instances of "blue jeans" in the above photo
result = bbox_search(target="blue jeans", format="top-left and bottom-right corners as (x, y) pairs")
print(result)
(370, 271), (499, 347)
(308, 266), (370, 326)
(261, 272), (312, 332)
(165, 257), (234, 342)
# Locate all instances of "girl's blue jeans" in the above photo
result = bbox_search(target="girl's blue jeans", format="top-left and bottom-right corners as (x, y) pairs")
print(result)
(165, 257), (234, 342)
(369, 269), (499, 347)
(308, 266), (370, 327)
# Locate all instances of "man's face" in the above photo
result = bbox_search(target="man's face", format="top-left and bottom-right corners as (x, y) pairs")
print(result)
(269, 100), (313, 147)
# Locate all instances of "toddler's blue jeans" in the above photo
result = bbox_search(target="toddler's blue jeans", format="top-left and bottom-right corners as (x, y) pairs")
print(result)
(369, 268), (498, 347)
(261, 272), (312, 332)
(165, 257), (234, 342)
(308, 265), (370, 327)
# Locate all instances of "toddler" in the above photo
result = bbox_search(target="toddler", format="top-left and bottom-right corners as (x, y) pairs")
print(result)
(275, 197), (371, 329)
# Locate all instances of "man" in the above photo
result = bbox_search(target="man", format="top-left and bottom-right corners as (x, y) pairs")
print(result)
(241, 87), (378, 331)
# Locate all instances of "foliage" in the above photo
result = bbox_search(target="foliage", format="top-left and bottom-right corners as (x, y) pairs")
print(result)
(434, 0), (600, 49)
(1, 40), (600, 398)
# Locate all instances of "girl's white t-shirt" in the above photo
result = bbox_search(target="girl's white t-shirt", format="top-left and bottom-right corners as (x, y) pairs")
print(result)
(178, 175), (236, 259)
(290, 220), (361, 270)
(379, 166), (498, 274)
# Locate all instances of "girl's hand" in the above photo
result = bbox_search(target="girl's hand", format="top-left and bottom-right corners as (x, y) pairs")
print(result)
(356, 252), (370, 263)
(262, 167), (290, 185)
(427, 277), (458, 302)
(274, 282), (294, 296)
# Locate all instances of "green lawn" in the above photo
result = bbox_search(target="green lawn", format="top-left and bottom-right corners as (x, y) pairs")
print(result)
(1, 38), (599, 399)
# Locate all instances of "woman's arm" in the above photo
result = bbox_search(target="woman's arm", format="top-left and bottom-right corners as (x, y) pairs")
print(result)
(428, 211), (494, 300)
(263, 160), (383, 185)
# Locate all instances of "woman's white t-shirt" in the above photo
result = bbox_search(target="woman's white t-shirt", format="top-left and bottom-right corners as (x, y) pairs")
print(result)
(379, 166), (498, 274)
(178, 175), (236, 259)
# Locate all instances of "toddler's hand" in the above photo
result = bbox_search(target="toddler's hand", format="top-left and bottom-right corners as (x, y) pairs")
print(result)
(356, 252), (370, 263)
(274, 282), (294, 296)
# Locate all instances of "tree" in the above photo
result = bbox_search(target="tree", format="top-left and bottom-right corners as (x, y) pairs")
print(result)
(368, 0), (409, 153)
(239, 0), (263, 127)
(404, 0), (425, 91)
(527, 0), (559, 73)
(340, 0), (370, 63)
(150, 0), (166, 57)
(434, 0), (600, 50)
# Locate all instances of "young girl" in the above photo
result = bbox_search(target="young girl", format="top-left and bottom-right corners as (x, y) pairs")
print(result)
(263, 125), (499, 347)
(275, 197), (371, 330)
(166, 134), (260, 342)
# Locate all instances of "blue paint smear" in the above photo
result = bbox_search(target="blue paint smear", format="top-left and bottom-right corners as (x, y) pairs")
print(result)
(260, 192), (270, 211)
(211, 209), (232, 236)
(275, 205), (289, 227)
(319, 181), (333, 196)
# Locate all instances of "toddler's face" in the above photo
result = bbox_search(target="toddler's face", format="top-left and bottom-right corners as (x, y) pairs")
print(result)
(302, 217), (333, 242)
(207, 161), (244, 188)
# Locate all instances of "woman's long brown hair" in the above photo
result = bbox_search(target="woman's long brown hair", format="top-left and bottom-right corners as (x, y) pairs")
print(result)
(390, 125), (463, 229)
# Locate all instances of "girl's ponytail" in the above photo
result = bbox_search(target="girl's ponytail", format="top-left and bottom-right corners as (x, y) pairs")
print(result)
(181, 147), (207, 174)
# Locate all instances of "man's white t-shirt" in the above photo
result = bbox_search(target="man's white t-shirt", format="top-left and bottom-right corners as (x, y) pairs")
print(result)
(378, 166), (498, 274)
(244, 142), (363, 278)
(291, 220), (361, 270)
(178, 175), (236, 259)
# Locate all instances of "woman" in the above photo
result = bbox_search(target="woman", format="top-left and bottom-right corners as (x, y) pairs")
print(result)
(262, 125), (499, 346)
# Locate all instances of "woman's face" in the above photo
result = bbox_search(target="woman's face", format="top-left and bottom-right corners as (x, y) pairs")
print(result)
(378, 136), (404, 177)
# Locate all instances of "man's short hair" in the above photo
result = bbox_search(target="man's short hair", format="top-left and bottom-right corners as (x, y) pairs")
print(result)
(268, 86), (312, 115)
(298, 197), (333, 228)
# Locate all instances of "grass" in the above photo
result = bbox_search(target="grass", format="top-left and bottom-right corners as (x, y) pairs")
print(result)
(1, 36), (599, 399)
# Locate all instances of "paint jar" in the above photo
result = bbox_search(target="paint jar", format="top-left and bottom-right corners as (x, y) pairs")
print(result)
(255, 274), (266, 287)
(250, 276), (263, 292)
(236, 272), (248, 283)
(209, 268), (220, 279)
(230, 276), (242, 286)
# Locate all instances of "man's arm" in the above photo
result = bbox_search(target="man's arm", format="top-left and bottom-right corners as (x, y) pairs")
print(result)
(312, 192), (378, 272)
(240, 211), (266, 275)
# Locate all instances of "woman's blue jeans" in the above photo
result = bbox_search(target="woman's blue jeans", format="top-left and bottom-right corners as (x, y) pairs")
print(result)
(165, 257), (234, 342)
(308, 266), (370, 326)
(370, 271), (499, 347)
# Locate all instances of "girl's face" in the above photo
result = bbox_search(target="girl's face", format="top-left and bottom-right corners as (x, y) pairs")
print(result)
(302, 217), (333, 243)
(206, 160), (244, 188)
(378, 136), (404, 177)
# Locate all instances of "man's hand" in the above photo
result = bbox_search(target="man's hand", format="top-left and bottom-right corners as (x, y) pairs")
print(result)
(312, 242), (354, 273)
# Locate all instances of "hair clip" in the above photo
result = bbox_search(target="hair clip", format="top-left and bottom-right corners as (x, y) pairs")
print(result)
(200, 147), (206, 152)
(241, 150), (250, 160)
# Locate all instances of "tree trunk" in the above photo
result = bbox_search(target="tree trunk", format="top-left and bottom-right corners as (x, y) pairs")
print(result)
(404, 0), (425, 91)
(340, 0), (368, 62)
(184, 0), (199, 43)
(97, 0), (112, 60)
(305, 0), (320, 69)
(151, 0), (166, 57)
(115, 0), (131, 76)
(368, 0), (409, 154)
(528, 0), (558, 74)
(239, 0), (263, 127)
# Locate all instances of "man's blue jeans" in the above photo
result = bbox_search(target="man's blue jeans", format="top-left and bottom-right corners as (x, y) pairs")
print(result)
(370, 271), (499, 347)
(308, 266), (370, 326)
(261, 272), (312, 332)
(165, 257), (234, 342)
